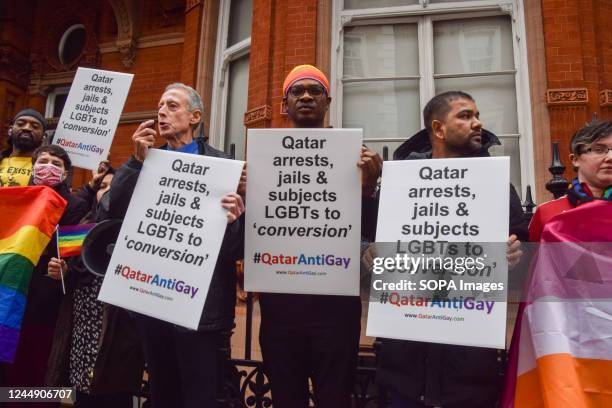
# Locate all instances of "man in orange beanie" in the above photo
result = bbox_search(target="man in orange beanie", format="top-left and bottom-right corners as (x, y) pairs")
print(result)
(257, 64), (382, 408)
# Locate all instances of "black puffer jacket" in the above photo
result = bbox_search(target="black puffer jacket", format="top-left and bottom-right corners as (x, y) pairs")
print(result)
(376, 128), (528, 407)
(106, 138), (243, 332)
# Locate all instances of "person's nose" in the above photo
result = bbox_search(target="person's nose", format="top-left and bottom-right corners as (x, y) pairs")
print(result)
(299, 91), (314, 102)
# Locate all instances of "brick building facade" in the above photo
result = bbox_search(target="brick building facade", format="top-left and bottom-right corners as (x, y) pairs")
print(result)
(1, 0), (611, 202)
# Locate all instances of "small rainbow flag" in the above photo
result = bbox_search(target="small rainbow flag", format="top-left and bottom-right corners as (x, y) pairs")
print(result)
(57, 223), (96, 258)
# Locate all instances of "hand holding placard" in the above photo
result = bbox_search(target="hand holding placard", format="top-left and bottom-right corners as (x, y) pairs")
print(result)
(358, 146), (382, 197)
(98, 149), (244, 329)
(245, 128), (362, 296)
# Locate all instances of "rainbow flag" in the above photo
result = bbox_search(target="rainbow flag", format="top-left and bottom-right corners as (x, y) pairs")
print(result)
(57, 223), (96, 258)
(503, 200), (612, 407)
(0, 186), (67, 363)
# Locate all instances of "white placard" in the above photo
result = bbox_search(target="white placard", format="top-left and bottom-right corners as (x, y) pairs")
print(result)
(244, 128), (362, 296)
(367, 157), (510, 349)
(98, 149), (244, 329)
(53, 67), (133, 170)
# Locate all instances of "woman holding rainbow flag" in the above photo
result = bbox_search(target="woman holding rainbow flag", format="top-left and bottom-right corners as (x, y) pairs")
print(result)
(2, 144), (88, 407)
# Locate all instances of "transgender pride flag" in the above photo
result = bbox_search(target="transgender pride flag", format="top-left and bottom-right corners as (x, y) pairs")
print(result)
(0, 186), (67, 363)
(503, 200), (612, 408)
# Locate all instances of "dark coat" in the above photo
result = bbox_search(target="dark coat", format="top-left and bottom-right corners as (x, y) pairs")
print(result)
(375, 128), (529, 407)
(106, 137), (244, 332)
(46, 188), (144, 394)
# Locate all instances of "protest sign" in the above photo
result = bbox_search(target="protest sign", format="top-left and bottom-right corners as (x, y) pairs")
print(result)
(53, 67), (133, 170)
(244, 128), (362, 296)
(367, 157), (510, 348)
(98, 149), (243, 329)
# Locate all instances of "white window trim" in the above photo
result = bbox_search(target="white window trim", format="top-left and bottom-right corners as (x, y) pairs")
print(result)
(209, 0), (251, 152)
(331, 0), (535, 200)
(45, 86), (71, 118)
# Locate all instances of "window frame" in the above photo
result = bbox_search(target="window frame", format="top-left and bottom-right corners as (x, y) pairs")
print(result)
(58, 24), (86, 65)
(209, 0), (251, 152)
(330, 0), (535, 199)
(45, 86), (71, 119)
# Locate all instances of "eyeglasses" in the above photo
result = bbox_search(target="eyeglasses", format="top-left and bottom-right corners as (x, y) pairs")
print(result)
(287, 85), (326, 98)
(580, 144), (612, 158)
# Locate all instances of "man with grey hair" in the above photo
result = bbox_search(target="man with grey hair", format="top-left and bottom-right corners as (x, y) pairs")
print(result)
(107, 83), (244, 407)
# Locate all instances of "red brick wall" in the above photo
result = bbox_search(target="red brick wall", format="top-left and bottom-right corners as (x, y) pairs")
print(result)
(181, 2), (203, 86)
(247, 0), (319, 129)
(542, 0), (612, 177)
(594, 0), (612, 119)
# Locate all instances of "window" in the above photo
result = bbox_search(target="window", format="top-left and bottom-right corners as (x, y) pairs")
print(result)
(332, 0), (533, 196)
(210, 0), (252, 160)
(45, 86), (70, 119)
(58, 24), (86, 65)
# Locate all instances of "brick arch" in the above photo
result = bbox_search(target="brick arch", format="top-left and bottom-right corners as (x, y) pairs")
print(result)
(107, 0), (142, 68)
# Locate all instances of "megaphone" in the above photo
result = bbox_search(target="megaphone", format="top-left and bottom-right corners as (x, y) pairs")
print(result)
(81, 219), (122, 276)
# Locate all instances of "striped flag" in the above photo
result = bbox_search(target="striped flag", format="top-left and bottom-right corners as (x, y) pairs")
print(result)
(0, 186), (67, 363)
(57, 223), (96, 258)
(503, 200), (612, 407)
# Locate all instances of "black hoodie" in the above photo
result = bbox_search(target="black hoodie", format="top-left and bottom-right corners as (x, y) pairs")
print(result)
(375, 128), (528, 407)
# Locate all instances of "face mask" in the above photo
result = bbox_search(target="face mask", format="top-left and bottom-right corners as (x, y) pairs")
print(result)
(33, 163), (64, 187)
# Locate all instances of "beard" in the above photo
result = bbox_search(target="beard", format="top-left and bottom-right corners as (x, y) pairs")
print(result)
(11, 129), (43, 152)
(446, 132), (483, 156)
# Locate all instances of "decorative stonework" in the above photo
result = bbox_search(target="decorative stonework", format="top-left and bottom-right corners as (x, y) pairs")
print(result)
(98, 32), (184, 54)
(244, 105), (272, 126)
(108, 0), (141, 68)
(116, 39), (137, 68)
(600, 90), (612, 107)
(547, 88), (588, 105)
